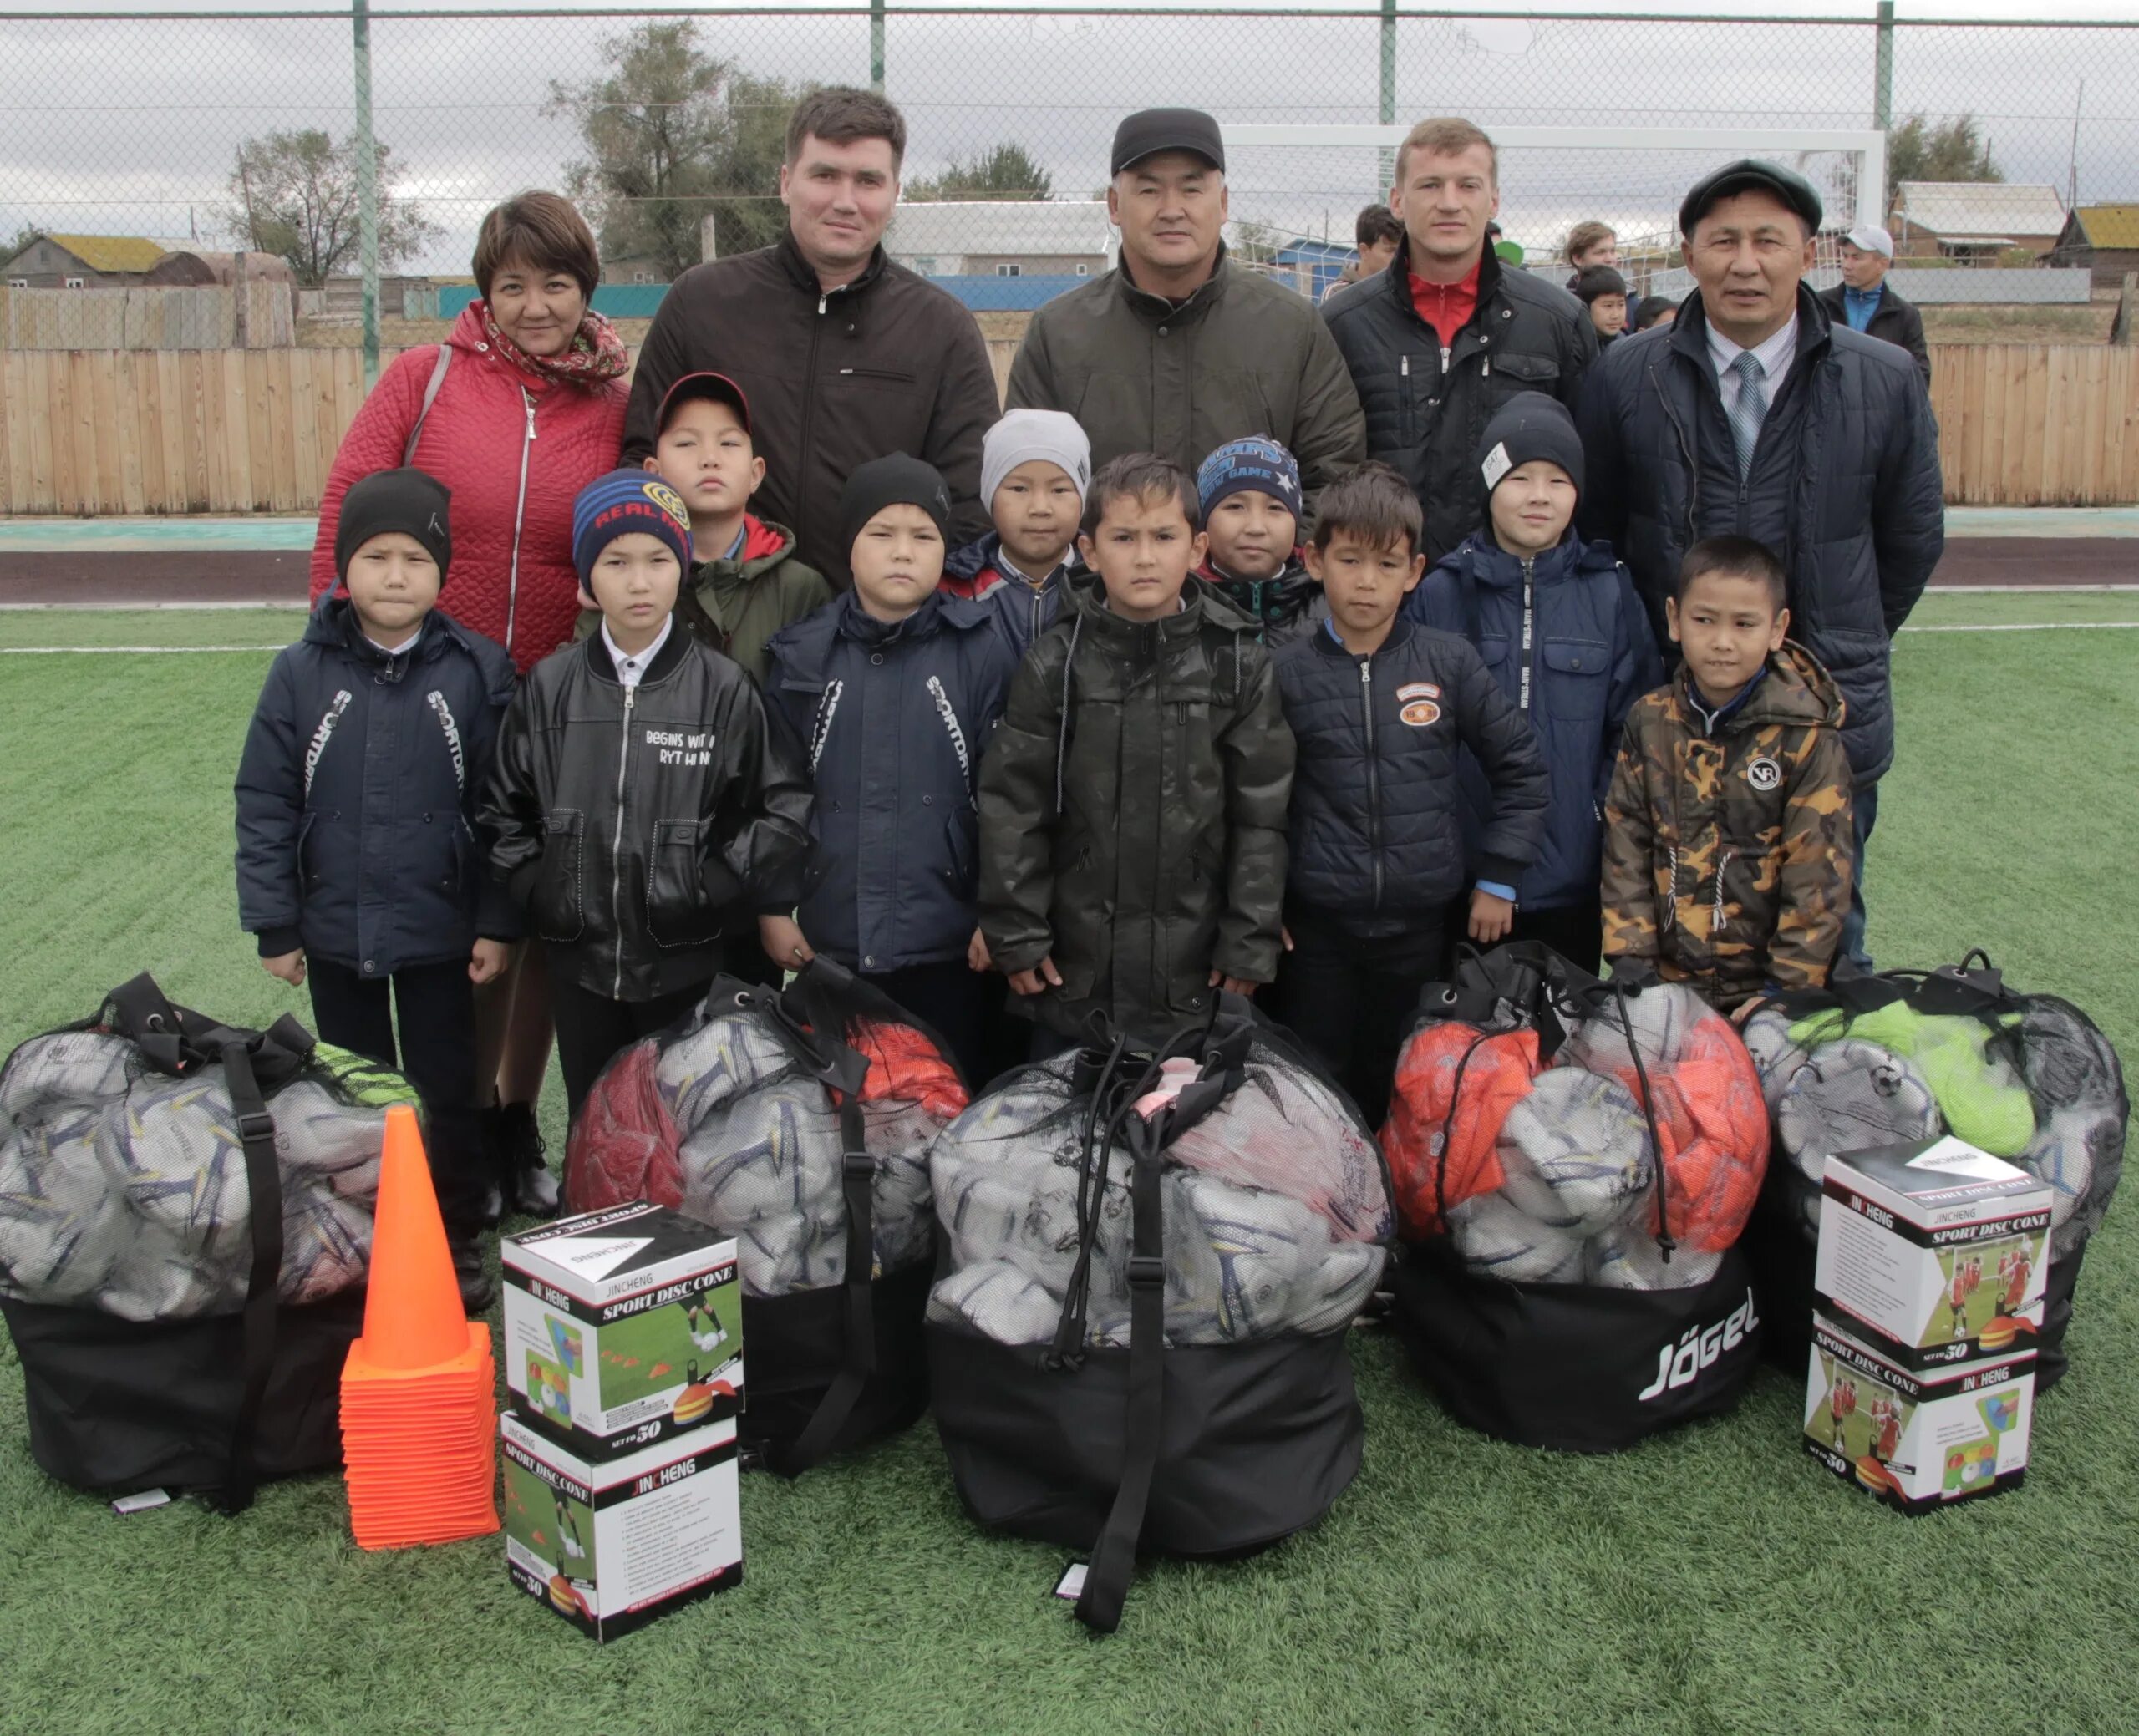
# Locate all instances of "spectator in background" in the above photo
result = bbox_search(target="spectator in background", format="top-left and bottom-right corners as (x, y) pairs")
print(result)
(1563, 220), (1619, 290)
(1819, 224), (1931, 388)
(1575, 265), (1629, 346)
(1632, 295), (1678, 332)
(1007, 107), (1365, 491)
(1324, 116), (1597, 566)
(623, 87), (999, 585)
(1577, 160), (1943, 973)
(1325, 204), (1405, 300)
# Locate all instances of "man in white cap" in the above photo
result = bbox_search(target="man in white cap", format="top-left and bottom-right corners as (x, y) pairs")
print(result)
(1817, 225), (1929, 386)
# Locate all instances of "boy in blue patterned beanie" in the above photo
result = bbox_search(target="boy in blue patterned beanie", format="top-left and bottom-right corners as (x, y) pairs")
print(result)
(1193, 434), (1326, 647)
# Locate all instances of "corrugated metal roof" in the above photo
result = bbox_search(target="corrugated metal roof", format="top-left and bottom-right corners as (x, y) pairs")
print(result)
(2072, 205), (2139, 249)
(39, 233), (175, 273)
(1893, 182), (2066, 241)
(886, 200), (1113, 259)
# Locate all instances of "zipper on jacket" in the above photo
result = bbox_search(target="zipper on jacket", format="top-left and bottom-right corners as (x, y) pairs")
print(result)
(504, 388), (536, 655)
(797, 293), (831, 540)
(608, 684), (635, 997)
(1362, 658), (1384, 911)
(1518, 556), (1535, 713)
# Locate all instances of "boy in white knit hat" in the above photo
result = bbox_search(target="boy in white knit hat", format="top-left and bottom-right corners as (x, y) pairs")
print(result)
(943, 406), (1091, 651)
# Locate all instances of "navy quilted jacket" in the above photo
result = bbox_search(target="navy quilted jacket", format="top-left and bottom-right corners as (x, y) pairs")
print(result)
(1273, 616), (1549, 937)
(765, 588), (1021, 972)
(1575, 286), (1944, 783)
(1407, 530), (1661, 911)
(236, 596), (519, 976)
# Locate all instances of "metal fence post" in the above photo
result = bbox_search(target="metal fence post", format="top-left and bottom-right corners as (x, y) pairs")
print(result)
(871, 0), (887, 94)
(1378, 0), (1398, 192)
(1874, 0), (1895, 130)
(353, 0), (380, 388)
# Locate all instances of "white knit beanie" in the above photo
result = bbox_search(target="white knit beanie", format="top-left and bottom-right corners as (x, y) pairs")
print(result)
(981, 409), (1092, 513)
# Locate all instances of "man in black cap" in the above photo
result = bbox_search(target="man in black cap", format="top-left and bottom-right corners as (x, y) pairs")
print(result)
(1577, 159), (1945, 972)
(1004, 106), (1364, 490)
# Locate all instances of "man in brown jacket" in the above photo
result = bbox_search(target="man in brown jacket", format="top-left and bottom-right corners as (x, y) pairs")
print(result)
(1601, 536), (1853, 1013)
(622, 88), (1000, 584)
(1005, 108), (1365, 491)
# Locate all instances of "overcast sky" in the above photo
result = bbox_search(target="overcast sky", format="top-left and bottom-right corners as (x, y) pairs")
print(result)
(3, 1), (2135, 270)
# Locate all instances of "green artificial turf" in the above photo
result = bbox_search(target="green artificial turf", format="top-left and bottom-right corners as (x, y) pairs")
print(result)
(1, 617), (2135, 1735)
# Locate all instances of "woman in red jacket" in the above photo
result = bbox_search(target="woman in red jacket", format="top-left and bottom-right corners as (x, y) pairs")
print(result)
(311, 190), (628, 1216)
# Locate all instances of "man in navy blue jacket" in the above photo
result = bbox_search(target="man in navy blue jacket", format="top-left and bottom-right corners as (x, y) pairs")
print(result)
(1577, 160), (1943, 969)
(1409, 393), (1660, 972)
(1274, 461), (1548, 1123)
(236, 467), (518, 1304)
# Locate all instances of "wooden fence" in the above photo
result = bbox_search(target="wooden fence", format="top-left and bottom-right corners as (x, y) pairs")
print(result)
(0, 338), (2130, 515)
(0, 283), (297, 352)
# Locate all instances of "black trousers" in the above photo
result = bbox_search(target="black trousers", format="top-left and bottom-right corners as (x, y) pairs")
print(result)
(859, 958), (989, 1090)
(1273, 909), (1446, 1128)
(307, 955), (486, 1237)
(550, 967), (713, 1129)
(1507, 896), (1603, 976)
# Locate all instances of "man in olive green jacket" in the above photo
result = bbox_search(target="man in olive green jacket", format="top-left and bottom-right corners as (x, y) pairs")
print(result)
(1005, 107), (1364, 491)
(978, 571), (1294, 1043)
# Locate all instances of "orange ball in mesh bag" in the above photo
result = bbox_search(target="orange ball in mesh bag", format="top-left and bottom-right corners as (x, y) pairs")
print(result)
(850, 1018), (970, 1123)
(1381, 1023), (1541, 1239)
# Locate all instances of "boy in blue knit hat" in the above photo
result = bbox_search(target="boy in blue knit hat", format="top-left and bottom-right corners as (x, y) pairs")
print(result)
(1193, 434), (1326, 646)
(480, 470), (813, 1126)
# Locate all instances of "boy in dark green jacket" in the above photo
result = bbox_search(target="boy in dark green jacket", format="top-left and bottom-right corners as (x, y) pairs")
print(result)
(978, 453), (1296, 1046)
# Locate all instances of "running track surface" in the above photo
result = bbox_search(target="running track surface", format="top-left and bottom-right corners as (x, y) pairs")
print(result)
(0, 522), (2134, 607)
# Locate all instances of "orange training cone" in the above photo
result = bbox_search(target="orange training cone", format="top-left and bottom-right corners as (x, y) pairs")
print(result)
(340, 1103), (499, 1549)
(358, 1103), (470, 1368)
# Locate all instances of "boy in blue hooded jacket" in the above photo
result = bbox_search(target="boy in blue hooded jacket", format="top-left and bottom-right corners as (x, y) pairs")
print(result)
(1406, 392), (1661, 971)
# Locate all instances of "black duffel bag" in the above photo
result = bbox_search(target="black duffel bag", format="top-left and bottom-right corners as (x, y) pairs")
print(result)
(927, 996), (1393, 1632)
(0, 976), (392, 1510)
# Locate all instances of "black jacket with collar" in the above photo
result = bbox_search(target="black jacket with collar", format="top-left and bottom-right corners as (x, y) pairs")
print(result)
(480, 622), (813, 1000)
(1575, 285), (1945, 784)
(1816, 280), (1931, 387)
(621, 231), (999, 583)
(1321, 242), (1598, 564)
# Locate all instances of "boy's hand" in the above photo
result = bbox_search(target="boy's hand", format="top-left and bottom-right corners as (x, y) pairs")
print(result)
(469, 938), (511, 985)
(262, 949), (307, 987)
(1007, 957), (1063, 997)
(967, 926), (993, 972)
(1730, 994), (1770, 1028)
(1281, 926), (1294, 952)
(1467, 888), (1516, 944)
(760, 914), (814, 969)
(1209, 971), (1261, 997)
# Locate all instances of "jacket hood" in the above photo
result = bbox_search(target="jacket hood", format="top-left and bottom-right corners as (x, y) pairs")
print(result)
(770, 583), (997, 677)
(1062, 566), (1252, 646)
(945, 530), (1001, 584)
(1195, 558), (1321, 624)
(303, 592), (446, 663)
(1666, 280), (1834, 371)
(1675, 639), (1843, 731)
(704, 512), (795, 575)
(1445, 528), (1619, 591)
(1110, 241), (1232, 322)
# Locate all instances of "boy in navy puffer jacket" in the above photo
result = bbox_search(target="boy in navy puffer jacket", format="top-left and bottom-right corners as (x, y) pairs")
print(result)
(236, 468), (516, 1303)
(1407, 392), (1660, 972)
(762, 455), (1020, 1083)
(1273, 462), (1549, 1124)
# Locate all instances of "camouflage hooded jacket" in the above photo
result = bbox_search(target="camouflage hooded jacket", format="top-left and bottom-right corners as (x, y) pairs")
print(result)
(1599, 642), (1853, 1009)
(978, 573), (1295, 1042)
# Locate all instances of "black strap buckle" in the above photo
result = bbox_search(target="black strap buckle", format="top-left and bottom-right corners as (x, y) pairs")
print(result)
(1127, 1254), (1165, 1289)
(841, 1150), (874, 1180)
(235, 1109), (276, 1146)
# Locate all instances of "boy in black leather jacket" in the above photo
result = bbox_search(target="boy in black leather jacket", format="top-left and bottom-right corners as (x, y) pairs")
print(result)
(481, 470), (812, 1124)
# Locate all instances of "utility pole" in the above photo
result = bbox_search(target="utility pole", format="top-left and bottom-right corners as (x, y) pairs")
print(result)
(1873, 1), (1894, 131)
(353, 0), (380, 387)
(1379, 0), (1398, 194)
(870, 0), (886, 94)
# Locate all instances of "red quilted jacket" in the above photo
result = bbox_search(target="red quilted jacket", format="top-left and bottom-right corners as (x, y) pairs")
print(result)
(309, 303), (628, 672)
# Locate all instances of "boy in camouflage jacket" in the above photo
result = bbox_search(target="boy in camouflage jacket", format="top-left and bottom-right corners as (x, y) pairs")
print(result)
(1600, 536), (1853, 1013)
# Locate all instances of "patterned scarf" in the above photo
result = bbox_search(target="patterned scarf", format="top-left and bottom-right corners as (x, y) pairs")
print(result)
(478, 301), (629, 387)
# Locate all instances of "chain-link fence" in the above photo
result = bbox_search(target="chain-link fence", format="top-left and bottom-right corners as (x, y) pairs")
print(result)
(1, 5), (2135, 353)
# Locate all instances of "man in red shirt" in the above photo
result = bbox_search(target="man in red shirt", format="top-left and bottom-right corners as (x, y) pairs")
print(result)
(1324, 116), (1597, 564)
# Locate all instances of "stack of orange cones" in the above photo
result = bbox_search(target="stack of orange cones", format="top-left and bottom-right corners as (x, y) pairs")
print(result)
(339, 1104), (500, 1549)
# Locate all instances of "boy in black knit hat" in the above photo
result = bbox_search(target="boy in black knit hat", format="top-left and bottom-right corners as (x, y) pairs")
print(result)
(236, 466), (519, 1306)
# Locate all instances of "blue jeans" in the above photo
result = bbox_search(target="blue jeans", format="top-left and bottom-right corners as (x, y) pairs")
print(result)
(1837, 780), (1878, 973)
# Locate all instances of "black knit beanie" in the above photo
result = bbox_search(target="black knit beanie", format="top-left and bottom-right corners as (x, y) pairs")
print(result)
(838, 454), (953, 563)
(1476, 392), (1585, 505)
(336, 467), (453, 581)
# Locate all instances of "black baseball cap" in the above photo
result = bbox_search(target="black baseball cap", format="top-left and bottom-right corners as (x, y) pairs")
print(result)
(1110, 107), (1225, 177)
(1678, 159), (1823, 238)
(657, 370), (752, 437)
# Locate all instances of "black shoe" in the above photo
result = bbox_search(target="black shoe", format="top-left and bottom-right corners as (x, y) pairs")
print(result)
(452, 1239), (497, 1312)
(492, 1101), (561, 1219)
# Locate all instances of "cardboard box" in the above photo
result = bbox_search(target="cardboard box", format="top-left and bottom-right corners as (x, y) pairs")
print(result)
(1804, 1311), (2034, 1513)
(1814, 1136), (2052, 1371)
(503, 1201), (744, 1460)
(501, 1413), (743, 1642)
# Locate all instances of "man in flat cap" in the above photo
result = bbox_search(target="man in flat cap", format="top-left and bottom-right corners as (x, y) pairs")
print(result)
(1578, 160), (1944, 971)
(1005, 107), (1364, 490)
